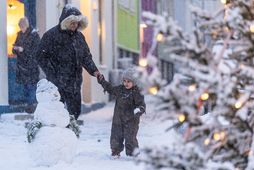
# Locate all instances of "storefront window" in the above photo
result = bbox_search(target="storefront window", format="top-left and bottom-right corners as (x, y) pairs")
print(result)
(7, 0), (24, 56)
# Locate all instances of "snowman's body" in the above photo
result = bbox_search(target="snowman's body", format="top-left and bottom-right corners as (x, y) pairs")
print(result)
(29, 79), (78, 166)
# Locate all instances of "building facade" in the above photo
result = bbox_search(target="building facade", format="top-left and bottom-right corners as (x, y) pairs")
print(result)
(0, 0), (118, 110)
(116, 0), (140, 68)
(140, 0), (156, 58)
(0, 0), (8, 106)
(156, 0), (223, 82)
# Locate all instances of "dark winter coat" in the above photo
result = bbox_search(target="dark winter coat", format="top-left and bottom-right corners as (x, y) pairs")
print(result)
(100, 79), (146, 155)
(12, 27), (40, 84)
(36, 6), (98, 93)
(101, 80), (146, 122)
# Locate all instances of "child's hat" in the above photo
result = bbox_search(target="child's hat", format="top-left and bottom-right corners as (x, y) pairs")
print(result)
(122, 68), (137, 85)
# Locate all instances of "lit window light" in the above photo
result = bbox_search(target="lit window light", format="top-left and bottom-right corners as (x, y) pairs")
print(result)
(7, 25), (15, 36)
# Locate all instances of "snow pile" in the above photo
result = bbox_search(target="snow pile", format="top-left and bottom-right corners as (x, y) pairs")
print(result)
(29, 79), (77, 166)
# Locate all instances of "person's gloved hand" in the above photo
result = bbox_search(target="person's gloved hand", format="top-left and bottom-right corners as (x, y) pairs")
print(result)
(97, 74), (105, 84)
(134, 107), (143, 118)
(94, 71), (101, 78)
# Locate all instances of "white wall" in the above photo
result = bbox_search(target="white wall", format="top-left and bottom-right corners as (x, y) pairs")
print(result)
(36, 0), (65, 36)
(173, 0), (186, 30)
(36, 0), (114, 103)
(92, 0), (114, 102)
(0, 0), (9, 105)
(78, 0), (113, 103)
(103, 0), (114, 70)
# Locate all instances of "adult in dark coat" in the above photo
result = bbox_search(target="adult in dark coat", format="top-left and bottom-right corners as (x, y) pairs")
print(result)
(98, 68), (146, 157)
(12, 17), (40, 113)
(36, 4), (101, 120)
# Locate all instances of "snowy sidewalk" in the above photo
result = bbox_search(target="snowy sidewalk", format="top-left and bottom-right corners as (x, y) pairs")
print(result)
(0, 96), (173, 170)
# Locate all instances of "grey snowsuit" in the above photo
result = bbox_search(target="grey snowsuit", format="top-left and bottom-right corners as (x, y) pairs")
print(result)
(100, 79), (146, 156)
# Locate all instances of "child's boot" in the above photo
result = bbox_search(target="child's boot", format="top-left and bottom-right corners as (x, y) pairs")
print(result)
(111, 150), (120, 159)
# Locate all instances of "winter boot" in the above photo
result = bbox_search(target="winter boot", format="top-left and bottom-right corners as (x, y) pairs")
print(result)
(67, 115), (81, 138)
(111, 150), (120, 159)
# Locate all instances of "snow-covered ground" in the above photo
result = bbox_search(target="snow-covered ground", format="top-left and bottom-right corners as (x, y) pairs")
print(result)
(0, 96), (175, 170)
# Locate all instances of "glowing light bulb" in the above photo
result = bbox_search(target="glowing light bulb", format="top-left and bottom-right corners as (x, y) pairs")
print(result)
(139, 58), (148, 67)
(220, 131), (226, 140)
(188, 84), (196, 92)
(201, 93), (209, 101)
(250, 24), (254, 33)
(178, 114), (186, 123)
(149, 86), (158, 95)
(204, 138), (210, 145)
(8, 3), (17, 10)
(235, 101), (242, 109)
(221, 0), (227, 4)
(224, 27), (230, 32)
(213, 132), (221, 141)
(156, 33), (164, 42)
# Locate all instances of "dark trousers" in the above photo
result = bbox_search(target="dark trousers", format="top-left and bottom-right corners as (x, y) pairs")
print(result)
(23, 84), (37, 105)
(110, 118), (139, 156)
(59, 89), (81, 120)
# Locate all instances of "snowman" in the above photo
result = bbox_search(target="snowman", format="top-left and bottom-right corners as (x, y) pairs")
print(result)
(27, 79), (79, 166)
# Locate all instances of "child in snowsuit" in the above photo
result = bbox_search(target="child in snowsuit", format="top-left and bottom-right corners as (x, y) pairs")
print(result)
(97, 68), (146, 157)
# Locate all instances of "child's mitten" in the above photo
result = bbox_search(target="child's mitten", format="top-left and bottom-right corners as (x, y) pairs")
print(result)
(134, 108), (143, 118)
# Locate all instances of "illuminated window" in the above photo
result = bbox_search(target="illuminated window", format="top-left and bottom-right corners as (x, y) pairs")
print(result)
(7, 0), (25, 56)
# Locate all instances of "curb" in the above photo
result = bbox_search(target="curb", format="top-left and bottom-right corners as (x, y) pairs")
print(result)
(1, 102), (106, 123)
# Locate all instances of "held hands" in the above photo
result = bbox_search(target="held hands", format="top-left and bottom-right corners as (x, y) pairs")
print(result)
(94, 71), (101, 78)
(94, 71), (105, 84)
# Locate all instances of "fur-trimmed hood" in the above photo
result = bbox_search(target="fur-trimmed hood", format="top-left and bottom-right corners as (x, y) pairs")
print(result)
(59, 4), (88, 31)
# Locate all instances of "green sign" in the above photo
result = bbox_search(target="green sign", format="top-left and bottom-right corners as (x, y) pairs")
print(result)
(117, 0), (140, 53)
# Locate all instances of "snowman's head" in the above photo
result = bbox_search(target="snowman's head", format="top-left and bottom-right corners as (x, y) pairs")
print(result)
(36, 79), (61, 102)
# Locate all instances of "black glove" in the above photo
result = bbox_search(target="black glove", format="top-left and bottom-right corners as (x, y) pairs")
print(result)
(97, 74), (105, 84)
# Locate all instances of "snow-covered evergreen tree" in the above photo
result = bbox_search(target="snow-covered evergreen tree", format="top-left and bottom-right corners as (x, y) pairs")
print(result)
(138, 0), (254, 169)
